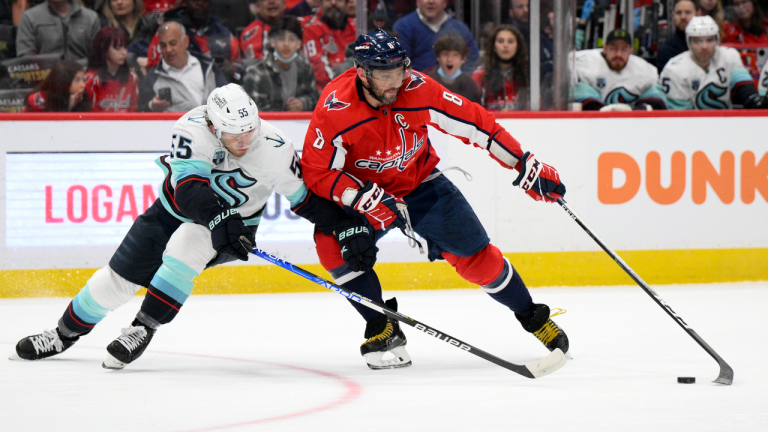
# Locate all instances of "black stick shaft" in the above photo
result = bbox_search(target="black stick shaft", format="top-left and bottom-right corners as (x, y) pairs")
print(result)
(556, 198), (733, 384)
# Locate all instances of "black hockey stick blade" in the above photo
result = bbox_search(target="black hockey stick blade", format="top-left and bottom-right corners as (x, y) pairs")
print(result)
(555, 198), (733, 385)
(250, 246), (567, 379)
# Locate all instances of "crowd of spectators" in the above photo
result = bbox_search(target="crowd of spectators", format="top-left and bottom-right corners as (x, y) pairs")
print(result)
(2, 0), (768, 113)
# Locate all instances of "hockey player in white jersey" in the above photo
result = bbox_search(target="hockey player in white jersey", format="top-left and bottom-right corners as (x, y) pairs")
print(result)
(758, 61), (768, 96)
(659, 15), (767, 110)
(12, 84), (376, 369)
(571, 28), (667, 111)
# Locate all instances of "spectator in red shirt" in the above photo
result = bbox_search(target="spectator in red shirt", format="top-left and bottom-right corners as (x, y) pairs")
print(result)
(723, 0), (768, 44)
(240, 0), (286, 61)
(146, 0), (241, 76)
(302, 0), (356, 89)
(472, 25), (529, 111)
(143, 0), (178, 16)
(25, 59), (91, 112)
(85, 27), (140, 112)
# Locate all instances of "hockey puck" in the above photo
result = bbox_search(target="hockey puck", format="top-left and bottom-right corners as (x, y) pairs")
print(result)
(677, 377), (695, 384)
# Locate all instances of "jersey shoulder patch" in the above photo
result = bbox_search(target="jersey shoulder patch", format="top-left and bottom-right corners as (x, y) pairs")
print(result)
(404, 70), (427, 91)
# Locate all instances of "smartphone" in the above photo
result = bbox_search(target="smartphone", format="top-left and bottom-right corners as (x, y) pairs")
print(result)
(158, 87), (172, 103)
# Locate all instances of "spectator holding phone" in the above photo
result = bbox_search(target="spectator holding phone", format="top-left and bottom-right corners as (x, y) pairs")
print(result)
(85, 27), (140, 112)
(25, 59), (91, 112)
(139, 21), (227, 112)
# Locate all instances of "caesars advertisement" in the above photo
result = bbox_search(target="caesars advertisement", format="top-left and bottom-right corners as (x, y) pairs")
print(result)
(1, 115), (766, 270)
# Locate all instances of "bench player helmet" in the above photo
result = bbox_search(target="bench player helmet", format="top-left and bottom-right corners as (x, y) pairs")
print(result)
(685, 15), (719, 48)
(206, 84), (261, 140)
(353, 29), (411, 74)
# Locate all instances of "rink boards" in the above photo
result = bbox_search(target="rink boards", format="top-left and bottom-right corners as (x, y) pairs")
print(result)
(1, 111), (766, 297)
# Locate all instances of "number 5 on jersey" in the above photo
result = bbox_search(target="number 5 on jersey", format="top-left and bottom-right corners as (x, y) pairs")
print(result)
(171, 134), (192, 159)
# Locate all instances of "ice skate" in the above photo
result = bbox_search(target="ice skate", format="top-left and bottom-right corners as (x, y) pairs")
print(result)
(102, 320), (156, 370)
(516, 304), (569, 354)
(360, 298), (412, 370)
(12, 328), (79, 360)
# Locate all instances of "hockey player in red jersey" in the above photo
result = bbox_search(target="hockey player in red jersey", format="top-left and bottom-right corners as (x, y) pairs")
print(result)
(301, 29), (569, 370)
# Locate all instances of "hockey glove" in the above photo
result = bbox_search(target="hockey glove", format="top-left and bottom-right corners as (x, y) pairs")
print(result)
(349, 180), (407, 231)
(513, 151), (566, 203)
(207, 206), (253, 261)
(336, 219), (378, 272)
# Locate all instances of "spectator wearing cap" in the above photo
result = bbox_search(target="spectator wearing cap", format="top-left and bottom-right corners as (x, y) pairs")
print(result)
(285, 0), (319, 19)
(657, 0), (700, 72)
(393, 0), (479, 73)
(16, 0), (101, 61)
(243, 16), (318, 111)
(571, 28), (666, 111)
(423, 32), (480, 103)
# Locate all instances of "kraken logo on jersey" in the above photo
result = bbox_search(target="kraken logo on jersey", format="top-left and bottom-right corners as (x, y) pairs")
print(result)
(695, 83), (728, 109)
(213, 149), (226, 166)
(605, 87), (639, 104)
(596, 77), (606, 89)
(210, 170), (257, 207)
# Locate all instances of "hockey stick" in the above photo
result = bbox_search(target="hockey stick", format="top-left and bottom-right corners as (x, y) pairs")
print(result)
(555, 198), (734, 385)
(249, 247), (566, 379)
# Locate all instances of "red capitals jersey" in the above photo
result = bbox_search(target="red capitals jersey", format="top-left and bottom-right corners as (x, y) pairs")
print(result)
(472, 67), (523, 111)
(24, 91), (47, 112)
(84, 69), (139, 112)
(239, 17), (271, 60)
(301, 16), (356, 88)
(300, 69), (525, 202)
(144, 0), (178, 15)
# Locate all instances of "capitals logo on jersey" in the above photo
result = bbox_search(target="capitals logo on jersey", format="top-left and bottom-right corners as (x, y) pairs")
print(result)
(405, 71), (426, 91)
(324, 91), (350, 111)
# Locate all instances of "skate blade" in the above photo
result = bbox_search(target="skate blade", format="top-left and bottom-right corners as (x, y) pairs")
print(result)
(8, 352), (21, 361)
(102, 353), (127, 370)
(364, 346), (412, 370)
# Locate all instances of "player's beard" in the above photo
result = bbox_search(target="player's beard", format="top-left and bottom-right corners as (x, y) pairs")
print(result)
(607, 56), (627, 71)
(364, 79), (400, 106)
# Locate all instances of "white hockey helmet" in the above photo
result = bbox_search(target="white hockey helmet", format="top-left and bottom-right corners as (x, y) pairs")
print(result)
(685, 15), (720, 48)
(206, 84), (260, 139)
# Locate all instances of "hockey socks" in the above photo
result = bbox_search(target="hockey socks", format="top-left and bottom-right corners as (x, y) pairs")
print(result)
(340, 269), (387, 322)
(58, 285), (105, 337)
(481, 258), (533, 314)
(137, 256), (200, 327)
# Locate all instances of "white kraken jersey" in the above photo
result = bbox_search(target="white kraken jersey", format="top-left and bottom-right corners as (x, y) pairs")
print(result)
(571, 49), (663, 105)
(156, 105), (306, 225)
(659, 46), (753, 109)
(758, 61), (768, 96)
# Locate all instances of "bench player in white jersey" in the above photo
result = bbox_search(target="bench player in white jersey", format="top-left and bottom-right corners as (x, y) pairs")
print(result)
(659, 15), (768, 110)
(758, 61), (768, 96)
(572, 28), (667, 111)
(12, 84), (376, 369)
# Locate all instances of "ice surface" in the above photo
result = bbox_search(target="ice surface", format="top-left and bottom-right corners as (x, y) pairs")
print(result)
(1, 283), (766, 431)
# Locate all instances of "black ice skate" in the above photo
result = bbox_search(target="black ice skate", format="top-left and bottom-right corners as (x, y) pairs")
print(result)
(360, 298), (412, 370)
(516, 303), (569, 354)
(12, 328), (79, 360)
(102, 320), (156, 370)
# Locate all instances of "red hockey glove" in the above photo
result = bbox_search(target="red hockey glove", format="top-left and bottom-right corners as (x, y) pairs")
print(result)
(513, 152), (566, 203)
(350, 180), (407, 231)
